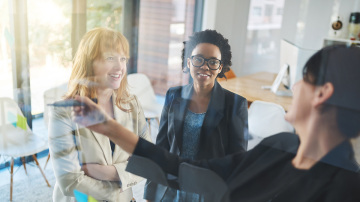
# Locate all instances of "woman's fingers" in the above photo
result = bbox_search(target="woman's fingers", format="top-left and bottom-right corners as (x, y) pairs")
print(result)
(72, 96), (108, 127)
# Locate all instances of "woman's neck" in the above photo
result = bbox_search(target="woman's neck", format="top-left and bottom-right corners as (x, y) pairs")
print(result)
(96, 88), (113, 102)
(189, 82), (213, 113)
(292, 116), (345, 170)
(193, 82), (213, 98)
(96, 88), (114, 118)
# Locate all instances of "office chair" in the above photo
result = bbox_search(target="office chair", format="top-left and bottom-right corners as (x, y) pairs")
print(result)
(127, 73), (163, 139)
(43, 83), (68, 169)
(247, 100), (294, 150)
(0, 97), (51, 201)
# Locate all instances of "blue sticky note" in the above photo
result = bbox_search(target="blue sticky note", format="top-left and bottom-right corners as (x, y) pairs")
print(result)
(7, 112), (17, 127)
(73, 190), (88, 202)
(4, 28), (14, 48)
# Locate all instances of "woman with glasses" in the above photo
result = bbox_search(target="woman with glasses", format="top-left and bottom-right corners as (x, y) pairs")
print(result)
(143, 29), (248, 201)
(48, 27), (151, 202)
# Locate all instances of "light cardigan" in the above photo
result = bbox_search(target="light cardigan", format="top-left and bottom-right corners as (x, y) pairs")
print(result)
(49, 94), (151, 202)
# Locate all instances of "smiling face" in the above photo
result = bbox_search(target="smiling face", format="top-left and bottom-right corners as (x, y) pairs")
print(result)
(92, 51), (127, 90)
(187, 43), (223, 88)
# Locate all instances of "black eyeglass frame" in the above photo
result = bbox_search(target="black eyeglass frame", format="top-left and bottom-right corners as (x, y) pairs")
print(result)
(190, 55), (222, 70)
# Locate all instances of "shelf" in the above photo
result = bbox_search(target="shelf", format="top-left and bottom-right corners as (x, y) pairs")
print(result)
(324, 37), (360, 46)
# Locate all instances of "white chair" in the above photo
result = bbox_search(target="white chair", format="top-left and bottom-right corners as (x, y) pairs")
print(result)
(43, 83), (68, 127)
(247, 100), (294, 150)
(127, 73), (163, 138)
(42, 83), (68, 169)
(0, 97), (51, 201)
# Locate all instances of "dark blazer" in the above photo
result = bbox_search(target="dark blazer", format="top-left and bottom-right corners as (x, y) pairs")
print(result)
(144, 81), (248, 200)
(135, 133), (360, 202)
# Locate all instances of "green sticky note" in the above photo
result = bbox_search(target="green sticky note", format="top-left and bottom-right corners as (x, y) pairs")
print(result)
(88, 196), (98, 202)
(17, 115), (27, 130)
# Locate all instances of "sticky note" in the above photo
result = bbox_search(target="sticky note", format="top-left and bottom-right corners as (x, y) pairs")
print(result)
(73, 190), (87, 202)
(17, 115), (27, 130)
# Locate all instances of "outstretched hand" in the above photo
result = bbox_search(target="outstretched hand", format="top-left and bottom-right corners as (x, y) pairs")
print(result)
(72, 95), (111, 134)
(72, 95), (139, 154)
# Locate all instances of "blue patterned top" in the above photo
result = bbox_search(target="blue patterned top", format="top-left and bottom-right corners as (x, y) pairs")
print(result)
(163, 109), (206, 202)
(180, 109), (206, 159)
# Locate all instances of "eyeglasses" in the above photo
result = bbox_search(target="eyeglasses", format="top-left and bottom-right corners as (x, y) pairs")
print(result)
(190, 55), (222, 70)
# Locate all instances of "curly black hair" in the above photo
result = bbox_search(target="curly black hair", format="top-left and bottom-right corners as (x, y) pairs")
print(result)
(181, 29), (232, 78)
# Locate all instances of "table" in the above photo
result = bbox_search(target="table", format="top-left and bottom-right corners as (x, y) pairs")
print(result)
(218, 72), (293, 111)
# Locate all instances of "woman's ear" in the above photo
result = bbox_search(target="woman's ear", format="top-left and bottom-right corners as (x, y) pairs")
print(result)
(187, 58), (191, 69)
(218, 64), (223, 73)
(313, 82), (334, 107)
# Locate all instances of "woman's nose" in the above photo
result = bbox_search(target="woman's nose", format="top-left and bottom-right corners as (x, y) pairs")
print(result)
(114, 59), (125, 70)
(199, 61), (209, 70)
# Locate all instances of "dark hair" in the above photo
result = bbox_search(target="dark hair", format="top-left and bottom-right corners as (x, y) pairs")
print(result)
(181, 29), (232, 78)
(302, 45), (360, 138)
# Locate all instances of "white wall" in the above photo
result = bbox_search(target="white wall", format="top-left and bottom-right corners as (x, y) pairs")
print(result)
(202, 0), (251, 77)
(202, 0), (360, 76)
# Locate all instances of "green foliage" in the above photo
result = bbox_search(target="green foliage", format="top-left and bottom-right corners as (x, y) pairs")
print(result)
(87, 0), (124, 32)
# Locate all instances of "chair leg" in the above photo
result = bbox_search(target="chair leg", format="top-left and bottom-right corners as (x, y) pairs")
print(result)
(10, 157), (14, 201)
(156, 117), (160, 125)
(44, 153), (51, 169)
(21, 157), (27, 175)
(32, 155), (51, 187)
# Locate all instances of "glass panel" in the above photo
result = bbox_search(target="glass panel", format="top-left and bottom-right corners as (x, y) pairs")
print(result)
(243, 0), (285, 76)
(27, 0), (72, 114)
(137, 0), (196, 95)
(0, 1), (14, 99)
(87, 0), (125, 32)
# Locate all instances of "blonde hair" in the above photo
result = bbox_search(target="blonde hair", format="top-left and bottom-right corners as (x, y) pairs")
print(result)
(65, 27), (132, 111)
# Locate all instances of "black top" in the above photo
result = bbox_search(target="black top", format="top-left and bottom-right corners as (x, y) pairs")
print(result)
(144, 81), (248, 200)
(132, 133), (360, 202)
(110, 140), (115, 155)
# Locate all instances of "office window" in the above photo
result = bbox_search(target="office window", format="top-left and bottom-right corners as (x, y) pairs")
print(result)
(0, 1), (14, 99)
(26, 0), (127, 115)
(243, 0), (285, 75)
(27, 0), (72, 114)
(137, 0), (196, 95)
(87, 0), (125, 31)
(252, 7), (262, 16)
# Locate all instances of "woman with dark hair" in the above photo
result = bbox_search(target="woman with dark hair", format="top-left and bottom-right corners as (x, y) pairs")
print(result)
(143, 29), (248, 201)
(73, 45), (360, 202)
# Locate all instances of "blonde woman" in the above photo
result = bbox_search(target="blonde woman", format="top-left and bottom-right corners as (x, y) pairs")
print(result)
(48, 27), (151, 202)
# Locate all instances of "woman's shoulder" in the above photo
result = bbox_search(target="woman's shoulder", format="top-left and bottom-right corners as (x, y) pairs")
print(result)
(217, 87), (247, 109)
(222, 87), (246, 102)
(125, 94), (140, 110)
(166, 85), (184, 95)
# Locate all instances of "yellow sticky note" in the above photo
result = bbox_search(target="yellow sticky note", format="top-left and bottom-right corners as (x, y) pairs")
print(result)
(17, 115), (27, 130)
(88, 196), (98, 202)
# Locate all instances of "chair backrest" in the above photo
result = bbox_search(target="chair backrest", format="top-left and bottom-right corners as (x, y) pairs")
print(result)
(0, 97), (31, 150)
(43, 83), (68, 127)
(351, 137), (360, 165)
(248, 100), (294, 138)
(217, 68), (236, 81)
(179, 163), (229, 202)
(127, 73), (157, 109)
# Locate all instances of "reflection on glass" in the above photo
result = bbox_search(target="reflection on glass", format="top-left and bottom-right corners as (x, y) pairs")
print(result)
(243, 0), (285, 76)
(48, 27), (151, 201)
(27, 0), (72, 114)
(0, 1), (14, 99)
(137, 0), (196, 95)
